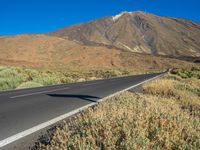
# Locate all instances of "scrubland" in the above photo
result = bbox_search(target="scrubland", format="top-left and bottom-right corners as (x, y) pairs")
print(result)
(34, 66), (200, 150)
(0, 66), (134, 90)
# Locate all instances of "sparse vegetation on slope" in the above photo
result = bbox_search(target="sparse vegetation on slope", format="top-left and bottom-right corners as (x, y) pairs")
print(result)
(0, 66), (69, 90)
(50, 11), (200, 57)
(16, 81), (43, 89)
(171, 66), (200, 79)
(0, 66), (135, 90)
(0, 34), (197, 71)
(34, 68), (200, 150)
(143, 77), (200, 119)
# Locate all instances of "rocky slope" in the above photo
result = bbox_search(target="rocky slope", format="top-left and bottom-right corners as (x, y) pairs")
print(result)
(0, 11), (199, 71)
(0, 34), (195, 71)
(50, 11), (200, 57)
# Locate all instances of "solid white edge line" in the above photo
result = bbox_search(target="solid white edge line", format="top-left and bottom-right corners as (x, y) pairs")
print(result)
(98, 73), (165, 102)
(0, 102), (97, 148)
(10, 87), (70, 99)
(0, 72), (166, 148)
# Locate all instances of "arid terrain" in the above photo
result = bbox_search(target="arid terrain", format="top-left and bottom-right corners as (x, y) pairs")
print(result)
(0, 11), (199, 72)
(0, 10), (200, 150)
(33, 67), (200, 150)
(50, 11), (200, 57)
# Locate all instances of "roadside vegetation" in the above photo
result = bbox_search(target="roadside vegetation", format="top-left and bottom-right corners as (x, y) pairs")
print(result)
(0, 66), (136, 90)
(170, 66), (200, 79)
(1, 65), (198, 91)
(34, 66), (200, 150)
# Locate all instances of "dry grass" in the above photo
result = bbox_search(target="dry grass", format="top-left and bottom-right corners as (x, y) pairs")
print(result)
(0, 34), (196, 72)
(143, 75), (200, 118)
(0, 66), (135, 90)
(16, 81), (43, 89)
(143, 79), (176, 98)
(35, 75), (200, 150)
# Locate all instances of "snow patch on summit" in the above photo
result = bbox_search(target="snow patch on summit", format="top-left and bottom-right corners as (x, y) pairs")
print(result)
(112, 11), (132, 21)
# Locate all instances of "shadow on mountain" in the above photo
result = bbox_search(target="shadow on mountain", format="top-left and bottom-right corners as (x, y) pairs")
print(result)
(47, 94), (100, 102)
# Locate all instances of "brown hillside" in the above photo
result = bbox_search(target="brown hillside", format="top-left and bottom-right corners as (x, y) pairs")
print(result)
(50, 11), (200, 57)
(0, 34), (195, 71)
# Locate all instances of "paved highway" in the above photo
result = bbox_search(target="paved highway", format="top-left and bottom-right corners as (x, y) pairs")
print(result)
(0, 72), (165, 148)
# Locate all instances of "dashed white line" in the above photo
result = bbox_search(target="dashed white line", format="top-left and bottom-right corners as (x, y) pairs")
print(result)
(10, 87), (70, 99)
(83, 82), (103, 86)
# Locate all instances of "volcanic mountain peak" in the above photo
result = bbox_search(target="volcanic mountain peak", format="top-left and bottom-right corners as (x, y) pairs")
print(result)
(112, 11), (132, 21)
(112, 11), (149, 21)
(49, 10), (200, 57)
(0, 11), (199, 70)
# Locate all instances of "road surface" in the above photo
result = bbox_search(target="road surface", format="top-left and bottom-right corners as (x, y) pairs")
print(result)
(0, 72), (165, 148)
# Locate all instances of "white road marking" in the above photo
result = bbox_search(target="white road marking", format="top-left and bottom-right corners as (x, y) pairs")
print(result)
(0, 102), (97, 148)
(0, 72), (166, 148)
(83, 82), (103, 86)
(98, 73), (165, 102)
(10, 87), (70, 99)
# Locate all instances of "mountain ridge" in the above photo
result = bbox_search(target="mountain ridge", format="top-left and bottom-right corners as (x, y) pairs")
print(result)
(49, 11), (200, 57)
(0, 11), (199, 71)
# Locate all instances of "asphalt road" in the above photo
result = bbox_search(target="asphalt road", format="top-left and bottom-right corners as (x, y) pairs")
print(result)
(0, 72), (165, 148)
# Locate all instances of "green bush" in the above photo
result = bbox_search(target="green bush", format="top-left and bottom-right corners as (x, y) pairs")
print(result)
(35, 92), (200, 150)
(0, 66), (135, 90)
(175, 83), (200, 95)
(16, 81), (42, 89)
(192, 66), (200, 71)
(171, 67), (200, 79)
(0, 67), (67, 90)
(93, 69), (123, 78)
(0, 68), (28, 90)
(33, 73), (61, 85)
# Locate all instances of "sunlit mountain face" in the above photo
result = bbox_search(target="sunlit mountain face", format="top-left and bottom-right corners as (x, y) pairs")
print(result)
(50, 11), (200, 57)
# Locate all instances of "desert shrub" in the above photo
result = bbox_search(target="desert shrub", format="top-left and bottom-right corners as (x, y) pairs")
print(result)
(32, 68), (200, 149)
(0, 66), (135, 90)
(191, 66), (200, 71)
(76, 78), (86, 82)
(143, 77), (200, 118)
(120, 69), (133, 75)
(175, 83), (200, 95)
(171, 67), (200, 79)
(165, 74), (183, 81)
(78, 69), (130, 79)
(0, 66), (7, 71)
(102, 70), (122, 78)
(60, 77), (74, 83)
(33, 73), (61, 85)
(0, 68), (28, 90)
(184, 77), (200, 89)
(23, 69), (40, 80)
(190, 70), (200, 79)
(16, 81), (42, 89)
(0, 66), (76, 90)
(35, 92), (200, 150)
(143, 79), (176, 98)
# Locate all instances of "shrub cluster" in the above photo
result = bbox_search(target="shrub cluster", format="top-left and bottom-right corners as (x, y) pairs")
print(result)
(143, 74), (200, 118)
(35, 91), (200, 150)
(171, 66), (200, 79)
(0, 66), (134, 90)
(0, 67), (74, 90)
(34, 69), (200, 150)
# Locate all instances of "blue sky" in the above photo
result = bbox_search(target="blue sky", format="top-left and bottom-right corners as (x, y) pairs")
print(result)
(0, 0), (200, 35)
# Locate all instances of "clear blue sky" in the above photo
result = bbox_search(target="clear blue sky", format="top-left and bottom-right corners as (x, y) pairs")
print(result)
(1, 0), (200, 35)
